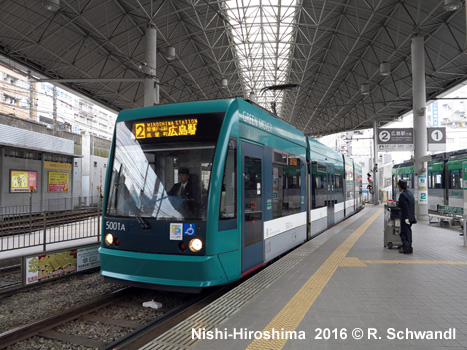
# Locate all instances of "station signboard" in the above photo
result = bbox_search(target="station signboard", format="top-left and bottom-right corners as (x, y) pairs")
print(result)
(376, 128), (414, 152)
(432, 101), (439, 127)
(427, 127), (446, 152)
(418, 174), (427, 204)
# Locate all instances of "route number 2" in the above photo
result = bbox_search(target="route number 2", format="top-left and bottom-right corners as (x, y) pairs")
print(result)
(379, 130), (390, 142)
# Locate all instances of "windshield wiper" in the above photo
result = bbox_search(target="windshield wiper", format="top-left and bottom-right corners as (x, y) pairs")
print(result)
(135, 211), (151, 230)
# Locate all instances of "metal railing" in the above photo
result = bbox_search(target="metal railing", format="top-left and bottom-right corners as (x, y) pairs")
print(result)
(0, 196), (101, 217)
(0, 206), (101, 253)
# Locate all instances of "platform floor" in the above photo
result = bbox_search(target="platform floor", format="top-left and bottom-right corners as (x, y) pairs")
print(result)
(141, 206), (467, 350)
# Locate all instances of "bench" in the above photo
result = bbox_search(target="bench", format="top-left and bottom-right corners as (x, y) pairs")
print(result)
(429, 205), (464, 228)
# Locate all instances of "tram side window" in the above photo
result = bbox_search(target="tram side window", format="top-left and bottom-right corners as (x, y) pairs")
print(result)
(449, 170), (461, 189)
(273, 154), (302, 219)
(311, 162), (327, 209)
(401, 174), (413, 189)
(428, 171), (443, 189)
(334, 171), (344, 203)
(345, 169), (354, 200)
(219, 139), (237, 220)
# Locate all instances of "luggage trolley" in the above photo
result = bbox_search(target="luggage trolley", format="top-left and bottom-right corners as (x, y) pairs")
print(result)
(384, 203), (402, 249)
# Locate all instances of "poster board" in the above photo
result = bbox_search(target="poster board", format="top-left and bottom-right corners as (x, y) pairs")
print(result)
(48, 172), (69, 192)
(10, 170), (38, 192)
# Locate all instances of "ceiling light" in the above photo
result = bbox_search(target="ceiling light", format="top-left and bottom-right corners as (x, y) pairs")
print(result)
(221, 78), (228, 89)
(361, 84), (370, 95)
(249, 91), (256, 102)
(43, 0), (60, 12)
(444, 0), (462, 11)
(165, 47), (176, 61)
(380, 62), (390, 76)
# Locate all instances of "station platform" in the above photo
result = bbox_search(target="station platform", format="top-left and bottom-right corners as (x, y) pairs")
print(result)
(141, 206), (467, 350)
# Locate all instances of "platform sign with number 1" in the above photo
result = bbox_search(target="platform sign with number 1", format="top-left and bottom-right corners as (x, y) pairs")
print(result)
(427, 127), (446, 152)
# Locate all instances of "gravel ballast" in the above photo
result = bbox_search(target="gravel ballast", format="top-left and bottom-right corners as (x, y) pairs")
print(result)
(0, 271), (121, 333)
(1, 271), (194, 349)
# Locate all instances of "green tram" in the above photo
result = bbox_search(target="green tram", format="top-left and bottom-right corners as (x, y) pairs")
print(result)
(100, 98), (362, 291)
(392, 150), (467, 211)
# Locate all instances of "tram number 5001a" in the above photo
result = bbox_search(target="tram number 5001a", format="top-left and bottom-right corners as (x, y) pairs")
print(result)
(105, 221), (126, 231)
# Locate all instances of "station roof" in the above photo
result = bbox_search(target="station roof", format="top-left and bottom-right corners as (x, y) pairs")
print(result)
(0, 1), (465, 136)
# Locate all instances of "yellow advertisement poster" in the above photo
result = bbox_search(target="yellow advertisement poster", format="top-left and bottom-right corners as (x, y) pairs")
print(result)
(26, 250), (77, 284)
(48, 172), (69, 192)
(25, 245), (100, 285)
(10, 170), (38, 192)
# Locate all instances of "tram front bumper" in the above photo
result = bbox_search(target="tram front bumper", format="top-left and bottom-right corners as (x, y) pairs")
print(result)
(99, 247), (228, 288)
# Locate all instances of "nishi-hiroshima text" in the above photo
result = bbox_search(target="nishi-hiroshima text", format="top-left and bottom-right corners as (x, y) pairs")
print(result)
(191, 327), (457, 341)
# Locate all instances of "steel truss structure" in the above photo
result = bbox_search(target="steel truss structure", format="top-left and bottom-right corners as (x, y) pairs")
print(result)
(0, 0), (465, 136)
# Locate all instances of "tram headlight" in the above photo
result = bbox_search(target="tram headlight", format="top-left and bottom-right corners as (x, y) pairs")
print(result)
(105, 233), (114, 245)
(189, 238), (203, 252)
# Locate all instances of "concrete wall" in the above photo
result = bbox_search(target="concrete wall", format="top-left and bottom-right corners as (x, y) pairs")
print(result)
(80, 133), (109, 200)
(0, 113), (111, 211)
(1, 156), (43, 211)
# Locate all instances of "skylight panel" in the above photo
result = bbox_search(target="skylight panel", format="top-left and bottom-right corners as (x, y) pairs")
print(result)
(224, 0), (299, 116)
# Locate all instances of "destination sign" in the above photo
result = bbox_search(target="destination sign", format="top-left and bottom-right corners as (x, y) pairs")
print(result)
(289, 157), (298, 166)
(134, 119), (198, 139)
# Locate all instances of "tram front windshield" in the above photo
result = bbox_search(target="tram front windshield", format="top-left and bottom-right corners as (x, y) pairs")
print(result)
(106, 114), (223, 221)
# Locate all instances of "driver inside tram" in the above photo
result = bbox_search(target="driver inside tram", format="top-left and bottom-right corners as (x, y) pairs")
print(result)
(167, 167), (200, 217)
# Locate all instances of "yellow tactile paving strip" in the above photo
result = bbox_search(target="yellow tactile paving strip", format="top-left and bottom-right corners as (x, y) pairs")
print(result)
(339, 256), (368, 267)
(246, 209), (383, 350)
(247, 208), (467, 350)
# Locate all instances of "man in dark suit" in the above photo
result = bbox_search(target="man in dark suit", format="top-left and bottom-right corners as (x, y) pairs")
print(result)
(398, 179), (416, 254)
(168, 167), (200, 217)
(168, 167), (194, 199)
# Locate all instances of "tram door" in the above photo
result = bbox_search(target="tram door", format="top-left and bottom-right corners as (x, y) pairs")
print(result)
(327, 166), (335, 227)
(241, 142), (264, 275)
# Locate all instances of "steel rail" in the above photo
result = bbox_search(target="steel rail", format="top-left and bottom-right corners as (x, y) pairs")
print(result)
(109, 282), (241, 350)
(0, 287), (131, 349)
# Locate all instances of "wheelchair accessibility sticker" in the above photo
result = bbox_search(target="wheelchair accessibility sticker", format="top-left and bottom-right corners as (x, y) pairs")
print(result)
(184, 224), (196, 236)
(170, 223), (183, 240)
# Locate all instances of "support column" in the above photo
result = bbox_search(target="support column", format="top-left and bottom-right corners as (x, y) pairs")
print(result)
(373, 120), (379, 205)
(144, 24), (157, 107)
(411, 36), (429, 220)
(52, 85), (57, 136)
(155, 81), (160, 105)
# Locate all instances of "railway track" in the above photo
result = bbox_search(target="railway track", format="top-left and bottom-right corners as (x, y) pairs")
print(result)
(0, 264), (22, 292)
(0, 209), (99, 237)
(0, 284), (234, 350)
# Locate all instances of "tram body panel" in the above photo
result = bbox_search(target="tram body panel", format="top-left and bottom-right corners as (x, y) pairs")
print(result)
(447, 157), (467, 208)
(307, 137), (344, 234)
(354, 162), (363, 211)
(343, 155), (355, 218)
(100, 98), (354, 290)
(428, 160), (446, 210)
